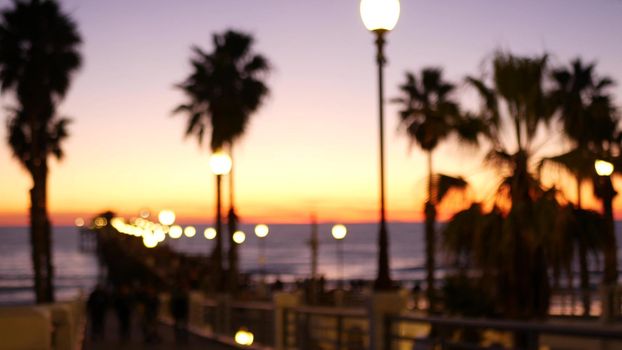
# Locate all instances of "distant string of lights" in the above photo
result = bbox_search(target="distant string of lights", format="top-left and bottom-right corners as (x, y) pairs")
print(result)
(76, 209), (251, 249)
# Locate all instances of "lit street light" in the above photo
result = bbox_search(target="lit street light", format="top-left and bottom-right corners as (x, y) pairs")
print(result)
(254, 224), (269, 282)
(234, 328), (254, 346)
(331, 224), (348, 290)
(184, 226), (197, 238)
(75, 217), (85, 228)
(204, 227), (217, 240)
(158, 210), (176, 226)
(210, 150), (232, 291)
(594, 159), (619, 321)
(595, 159), (614, 176)
(360, 0), (400, 290)
(233, 230), (246, 244)
(169, 225), (183, 239)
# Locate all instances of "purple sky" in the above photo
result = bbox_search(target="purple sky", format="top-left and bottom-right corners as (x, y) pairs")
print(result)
(1, 0), (621, 224)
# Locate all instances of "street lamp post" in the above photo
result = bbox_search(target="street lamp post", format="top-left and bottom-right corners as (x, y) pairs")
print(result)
(360, 0), (400, 290)
(209, 150), (232, 292)
(594, 159), (619, 321)
(254, 224), (270, 283)
(331, 224), (348, 290)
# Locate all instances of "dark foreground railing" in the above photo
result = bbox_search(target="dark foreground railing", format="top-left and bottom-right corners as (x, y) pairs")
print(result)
(283, 306), (369, 350)
(387, 313), (622, 350)
(170, 291), (622, 350)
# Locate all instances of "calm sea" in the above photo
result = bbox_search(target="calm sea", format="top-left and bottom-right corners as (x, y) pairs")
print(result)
(0, 222), (426, 305)
(2, 222), (622, 305)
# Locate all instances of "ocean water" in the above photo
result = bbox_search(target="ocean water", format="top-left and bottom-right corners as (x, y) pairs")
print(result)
(0, 222), (425, 305)
(167, 222), (427, 282)
(2, 222), (622, 306)
(0, 226), (99, 305)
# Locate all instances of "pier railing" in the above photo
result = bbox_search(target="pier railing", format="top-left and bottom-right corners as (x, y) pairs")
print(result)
(231, 300), (276, 346)
(170, 290), (622, 350)
(283, 305), (368, 350)
(386, 312), (622, 350)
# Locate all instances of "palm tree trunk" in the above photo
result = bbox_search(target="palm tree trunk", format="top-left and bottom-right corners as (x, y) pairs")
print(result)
(602, 182), (618, 285)
(601, 177), (618, 320)
(212, 174), (224, 292)
(425, 151), (436, 312)
(30, 160), (54, 303)
(578, 242), (591, 316)
(227, 144), (238, 295)
(566, 262), (575, 315)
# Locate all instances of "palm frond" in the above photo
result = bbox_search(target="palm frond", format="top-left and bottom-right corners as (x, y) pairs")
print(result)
(434, 174), (468, 204)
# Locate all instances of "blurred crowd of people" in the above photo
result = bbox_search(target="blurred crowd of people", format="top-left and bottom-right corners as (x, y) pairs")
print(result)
(87, 280), (189, 344)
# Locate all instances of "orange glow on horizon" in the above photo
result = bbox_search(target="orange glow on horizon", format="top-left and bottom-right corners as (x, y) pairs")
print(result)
(0, 1), (620, 228)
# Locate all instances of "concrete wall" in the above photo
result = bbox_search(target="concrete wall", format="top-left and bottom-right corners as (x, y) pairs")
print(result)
(0, 298), (85, 350)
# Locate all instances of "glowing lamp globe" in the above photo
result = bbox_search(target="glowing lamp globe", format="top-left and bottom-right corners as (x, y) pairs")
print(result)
(154, 227), (166, 242)
(94, 217), (107, 228)
(331, 224), (348, 240)
(204, 227), (217, 240)
(595, 160), (614, 176)
(169, 225), (183, 239)
(360, 0), (400, 32)
(184, 226), (197, 238)
(233, 230), (246, 244)
(139, 209), (151, 219)
(158, 210), (176, 226)
(75, 217), (85, 227)
(143, 232), (157, 248)
(254, 224), (269, 238)
(234, 329), (254, 346)
(209, 150), (232, 175)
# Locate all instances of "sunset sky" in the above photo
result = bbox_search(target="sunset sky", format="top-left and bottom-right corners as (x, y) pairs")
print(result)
(1, 0), (622, 226)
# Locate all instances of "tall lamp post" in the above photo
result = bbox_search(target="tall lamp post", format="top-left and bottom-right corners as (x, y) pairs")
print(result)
(254, 224), (270, 283)
(360, 0), (400, 290)
(594, 159), (619, 321)
(209, 150), (232, 292)
(331, 224), (348, 290)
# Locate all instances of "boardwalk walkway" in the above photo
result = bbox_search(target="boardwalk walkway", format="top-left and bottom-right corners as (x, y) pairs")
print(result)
(84, 310), (235, 350)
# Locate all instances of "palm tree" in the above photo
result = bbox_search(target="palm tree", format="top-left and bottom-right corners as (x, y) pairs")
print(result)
(466, 52), (555, 320)
(394, 68), (483, 311)
(542, 59), (618, 315)
(0, 0), (81, 303)
(176, 30), (270, 293)
(549, 59), (616, 207)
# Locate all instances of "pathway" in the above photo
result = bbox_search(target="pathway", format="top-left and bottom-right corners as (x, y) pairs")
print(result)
(84, 311), (236, 350)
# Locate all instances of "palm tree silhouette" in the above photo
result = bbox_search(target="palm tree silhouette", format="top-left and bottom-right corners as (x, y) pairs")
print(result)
(394, 68), (483, 311)
(0, 0), (81, 303)
(548, 59), (616, 207)
(466, 52), (555, 320)
(176, 30), (270, 293)
(540, 59), (618, 315)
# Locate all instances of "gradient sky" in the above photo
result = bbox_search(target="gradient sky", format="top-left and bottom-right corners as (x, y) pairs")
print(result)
(1, 0), (622, 225)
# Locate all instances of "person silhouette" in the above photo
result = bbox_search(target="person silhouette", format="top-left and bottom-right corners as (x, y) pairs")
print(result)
(113, 284), (133, 342)
(170, 281), (190, 344)
(87, 284), (108, 341)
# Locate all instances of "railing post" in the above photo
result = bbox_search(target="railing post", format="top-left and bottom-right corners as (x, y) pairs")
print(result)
(336, 314), (343, 350)
(188, 291), (205, 330)
(274, 291), (300, 350)
(527, 330), (539, 350)
(368, 291), (407, 350)
(383, 315), (392, 350)
(214, 293), (232, 336)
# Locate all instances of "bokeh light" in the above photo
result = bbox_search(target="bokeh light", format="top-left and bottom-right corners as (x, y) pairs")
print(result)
(169, 225), (183, 239)
(204, 227), (217, 240)
(254, 224), (269, 238)
(331, 224), (347, 240)
(184, 226), (196, 238)
(233, 230), (246, 244)
(158, 209), (176, 226)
